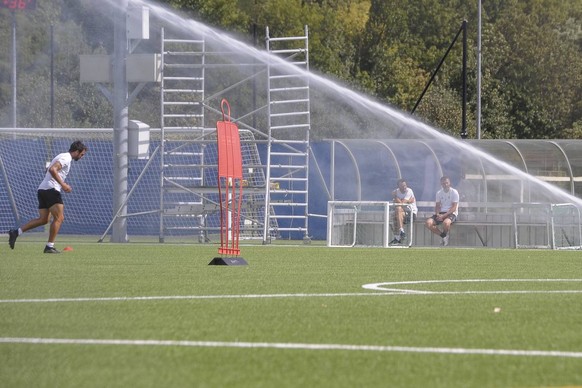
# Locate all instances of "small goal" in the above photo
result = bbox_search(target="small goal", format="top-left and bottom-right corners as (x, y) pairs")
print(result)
(327, 201), (412, 248)
(513, 202), (582, 249)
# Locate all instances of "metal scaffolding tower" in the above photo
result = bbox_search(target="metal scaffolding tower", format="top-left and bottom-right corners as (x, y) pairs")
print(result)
(157, 26), (310, 244)
(159, 28), (208, 242)
(263, 25), (311, 243)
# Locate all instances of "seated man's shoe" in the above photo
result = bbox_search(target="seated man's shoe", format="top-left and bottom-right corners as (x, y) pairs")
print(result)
(442, 235), (449, 247)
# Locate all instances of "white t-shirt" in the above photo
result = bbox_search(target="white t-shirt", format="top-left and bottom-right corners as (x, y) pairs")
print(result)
(38, 152), (73, 192)
(393, 187), (418, 215)
(436, 187), (460, 216)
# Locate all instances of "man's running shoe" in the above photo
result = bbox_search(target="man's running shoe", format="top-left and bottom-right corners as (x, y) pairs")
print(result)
(43, 246), (61, 254)
(389, 238), (401, 245)
(8, 229), (18, 249)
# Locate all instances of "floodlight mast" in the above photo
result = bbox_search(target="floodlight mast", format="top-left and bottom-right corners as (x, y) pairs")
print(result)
(477, 0), (482, 139)
(79, 3), (156, 243)
(4, 1), (38, 128)
(11, 11), (16, 128)
(111, 0), (129, 242)
(461, 20), (467, 139)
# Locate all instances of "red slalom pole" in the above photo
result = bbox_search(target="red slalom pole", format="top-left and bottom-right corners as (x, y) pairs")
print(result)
(209, 99), (247, 266)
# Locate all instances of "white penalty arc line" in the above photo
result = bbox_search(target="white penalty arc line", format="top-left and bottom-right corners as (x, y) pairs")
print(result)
(362, 278), (582, 293)
(1, 337), (582, 359)
(2, 279), (582, 304)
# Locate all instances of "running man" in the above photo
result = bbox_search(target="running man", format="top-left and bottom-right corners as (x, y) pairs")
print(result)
(8, 140), (88, 253)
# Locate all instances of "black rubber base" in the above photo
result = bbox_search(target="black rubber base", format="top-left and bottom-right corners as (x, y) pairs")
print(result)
(208, 257), (248, 266)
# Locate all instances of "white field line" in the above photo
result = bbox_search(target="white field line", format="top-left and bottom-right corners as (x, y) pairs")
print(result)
(0, 292), (401, 304)
(1, 337), (582, 359)
(3, 278), (582, 304)
(2, 289), (582, 304)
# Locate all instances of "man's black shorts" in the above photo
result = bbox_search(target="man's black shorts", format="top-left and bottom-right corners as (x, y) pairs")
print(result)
(37, 189), (63, 209)
(430, 212), (457, 225)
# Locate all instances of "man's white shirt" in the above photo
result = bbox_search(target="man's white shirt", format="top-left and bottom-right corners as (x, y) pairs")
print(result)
(38, 152), (72, 192)
(393, 187), (418, 215)
(436, 187), (459, 216)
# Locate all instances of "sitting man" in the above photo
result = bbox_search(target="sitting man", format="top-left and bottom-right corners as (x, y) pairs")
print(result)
(425, 175), (459, 246)
(390, 178), (417, 245)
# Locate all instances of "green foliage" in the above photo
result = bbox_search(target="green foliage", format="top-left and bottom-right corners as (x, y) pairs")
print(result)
(485, 0), (582, 138)
(169, 0), (252, 34)
(0, 0), (580, 138)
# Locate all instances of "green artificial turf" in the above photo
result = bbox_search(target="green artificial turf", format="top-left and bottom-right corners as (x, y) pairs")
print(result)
(1, 238), (582, 387)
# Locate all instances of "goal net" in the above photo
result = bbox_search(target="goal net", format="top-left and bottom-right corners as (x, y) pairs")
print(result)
(0, 128), (271, 241)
